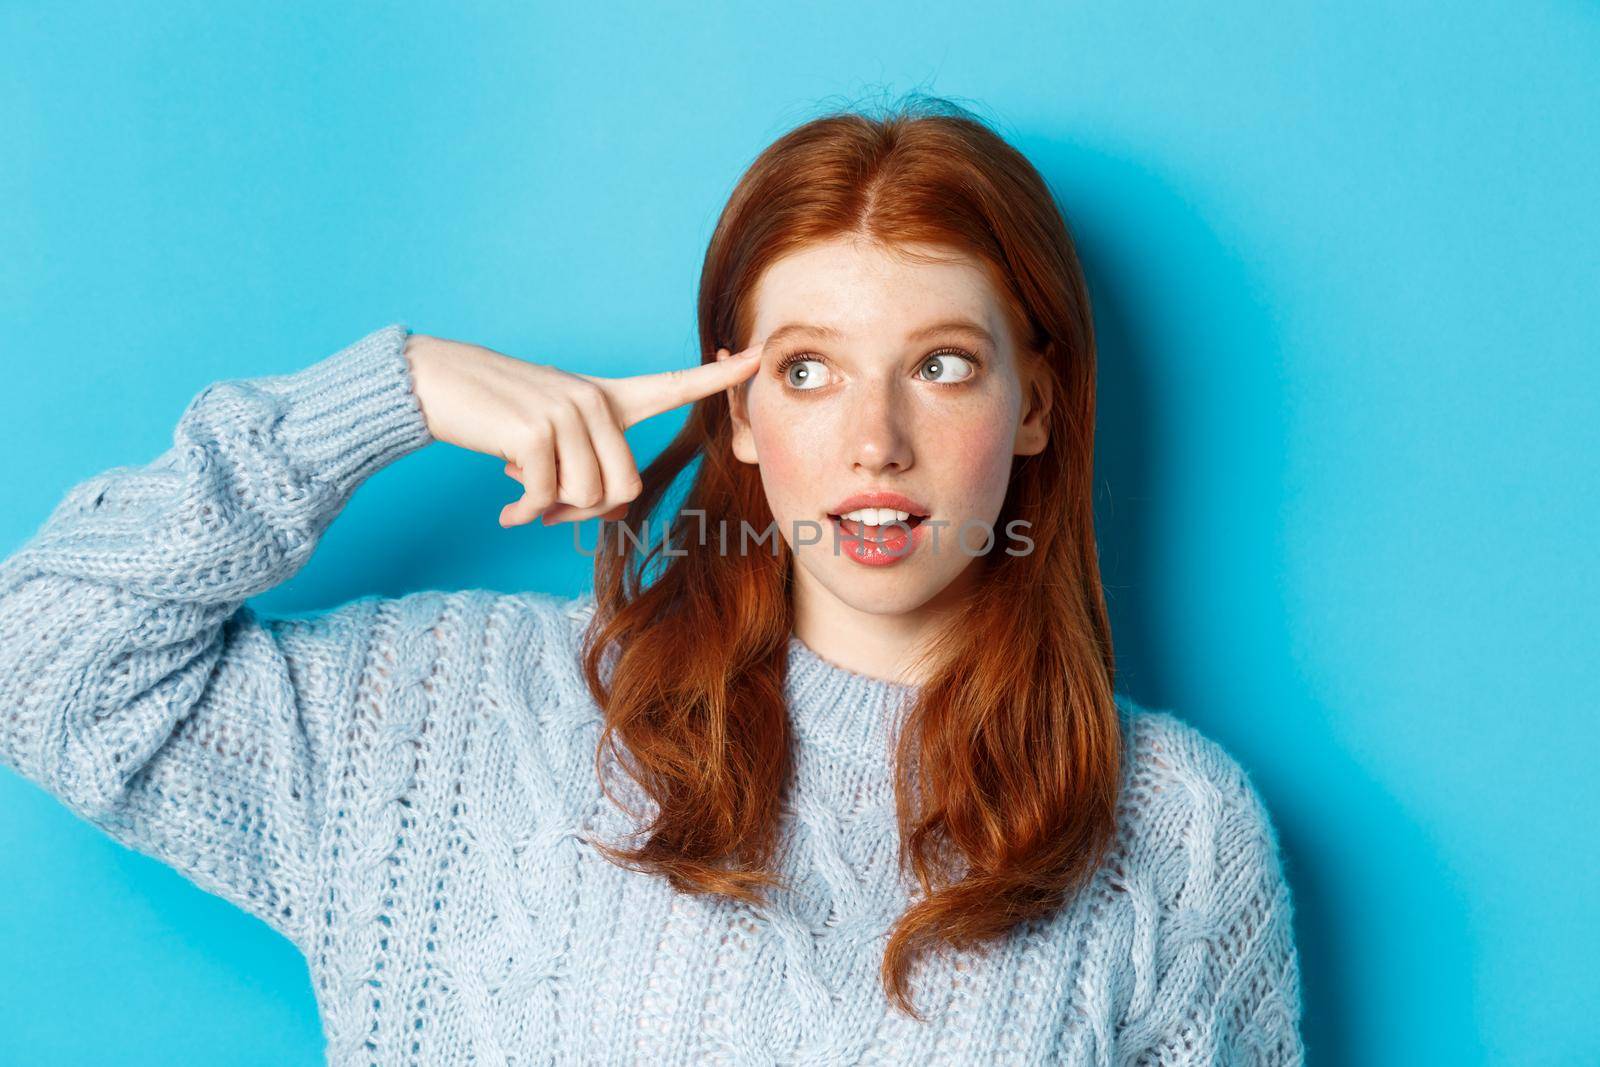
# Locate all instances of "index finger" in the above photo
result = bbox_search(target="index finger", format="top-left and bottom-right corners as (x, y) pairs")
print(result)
(601, 343), (763, 429)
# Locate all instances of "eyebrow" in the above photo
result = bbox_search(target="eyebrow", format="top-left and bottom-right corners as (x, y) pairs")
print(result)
(762, 318), (996, 349)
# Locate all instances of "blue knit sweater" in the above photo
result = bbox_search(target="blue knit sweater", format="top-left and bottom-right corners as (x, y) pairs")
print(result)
(0, 325), (1304, 1065)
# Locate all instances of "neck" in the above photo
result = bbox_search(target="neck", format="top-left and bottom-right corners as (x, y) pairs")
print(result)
(788, 564), (976, 688)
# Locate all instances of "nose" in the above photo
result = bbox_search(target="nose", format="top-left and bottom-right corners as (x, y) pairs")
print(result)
(843, 378), (914, 474)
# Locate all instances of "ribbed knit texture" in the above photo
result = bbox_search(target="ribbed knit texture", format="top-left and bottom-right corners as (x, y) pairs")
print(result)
(0, 325), (1305, 1065)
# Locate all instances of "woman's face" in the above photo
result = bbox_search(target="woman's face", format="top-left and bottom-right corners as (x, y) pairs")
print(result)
(725, 236), (1051, 624)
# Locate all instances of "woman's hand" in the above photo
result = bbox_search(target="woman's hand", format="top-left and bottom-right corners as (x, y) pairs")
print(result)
(402, 333), (762, 527)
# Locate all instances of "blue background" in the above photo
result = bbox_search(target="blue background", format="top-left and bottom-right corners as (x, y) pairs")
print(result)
(2, 3), (1596, 1064)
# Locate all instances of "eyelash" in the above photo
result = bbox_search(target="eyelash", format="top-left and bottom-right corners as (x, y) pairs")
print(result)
(772, 346), (983, 389)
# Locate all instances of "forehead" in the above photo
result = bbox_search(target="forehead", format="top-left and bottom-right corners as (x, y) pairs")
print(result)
(748, 238), (1008, 344)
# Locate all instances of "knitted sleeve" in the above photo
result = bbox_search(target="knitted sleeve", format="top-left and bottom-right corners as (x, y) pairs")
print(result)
(1195, 790), (1304, 1065)
(0, 324), (434, 952)
(1113, 716), (1306, 1066)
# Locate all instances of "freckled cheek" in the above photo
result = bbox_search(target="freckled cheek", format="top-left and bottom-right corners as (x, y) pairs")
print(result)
(748, 410), (828, 517)
(937, 423), (1014, 512)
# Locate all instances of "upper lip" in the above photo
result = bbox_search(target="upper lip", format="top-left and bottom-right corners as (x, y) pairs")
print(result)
(827, 491), (931, 517)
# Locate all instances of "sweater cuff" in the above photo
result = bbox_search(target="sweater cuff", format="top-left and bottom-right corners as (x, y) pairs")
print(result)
(270, 324), (436, 504)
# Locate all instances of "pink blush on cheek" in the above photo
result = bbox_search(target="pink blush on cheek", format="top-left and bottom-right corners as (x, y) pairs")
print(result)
(751, 421), (814, 480)
(947, 424), (1014, 491)
(749, 423), (821, 523)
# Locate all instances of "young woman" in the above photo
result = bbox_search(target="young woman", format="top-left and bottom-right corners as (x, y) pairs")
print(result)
(0, 98), (1304, 1064)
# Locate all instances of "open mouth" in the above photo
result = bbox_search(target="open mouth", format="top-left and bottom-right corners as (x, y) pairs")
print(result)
(827, 512), (929, 540)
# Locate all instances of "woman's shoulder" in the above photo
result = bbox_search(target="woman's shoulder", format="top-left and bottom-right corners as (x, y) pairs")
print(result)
(1104, 696), (1304, 1054)
(496, 588), (602, 708)
(294, 586), (598, 714)
(504, 587), (598, 630)
(289, 586), (594, 652)
(1110, 693), (1289, 884)
(1115, 695), (1268, 804)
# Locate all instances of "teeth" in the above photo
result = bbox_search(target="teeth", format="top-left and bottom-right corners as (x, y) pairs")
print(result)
(839, 507), (912, 525)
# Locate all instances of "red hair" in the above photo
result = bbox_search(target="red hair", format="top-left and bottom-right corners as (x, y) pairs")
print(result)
(578, 93), (1119, 1020)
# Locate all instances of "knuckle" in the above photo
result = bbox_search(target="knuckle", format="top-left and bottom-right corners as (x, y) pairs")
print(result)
(516, 416), (553, 447)
(517, 464), (556, 497)
(553, 398), (587, 429)
(574, 378), (610, 412)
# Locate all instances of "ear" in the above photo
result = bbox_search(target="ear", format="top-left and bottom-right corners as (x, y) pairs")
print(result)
(1013, 352), (1052, 457)
(720, 347), (759, 464)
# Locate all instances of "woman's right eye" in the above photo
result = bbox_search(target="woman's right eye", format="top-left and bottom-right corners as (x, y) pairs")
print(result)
(777, 356), (832, 391)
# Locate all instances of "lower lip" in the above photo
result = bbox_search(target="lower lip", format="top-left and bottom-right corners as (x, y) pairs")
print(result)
(827, 514), (928, 566)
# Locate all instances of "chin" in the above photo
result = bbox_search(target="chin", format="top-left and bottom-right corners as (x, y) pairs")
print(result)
(800, 560), (952, 617)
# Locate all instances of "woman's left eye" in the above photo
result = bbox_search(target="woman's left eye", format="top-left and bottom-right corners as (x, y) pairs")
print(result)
(917, 349), (977, 384)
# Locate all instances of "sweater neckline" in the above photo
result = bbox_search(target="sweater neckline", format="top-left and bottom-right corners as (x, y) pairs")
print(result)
(561, 592), (919, 768)
(782, 632), (919, 765)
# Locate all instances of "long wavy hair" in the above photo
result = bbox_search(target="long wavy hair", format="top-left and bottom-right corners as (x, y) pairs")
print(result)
(577, 93), (1119, 1020)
